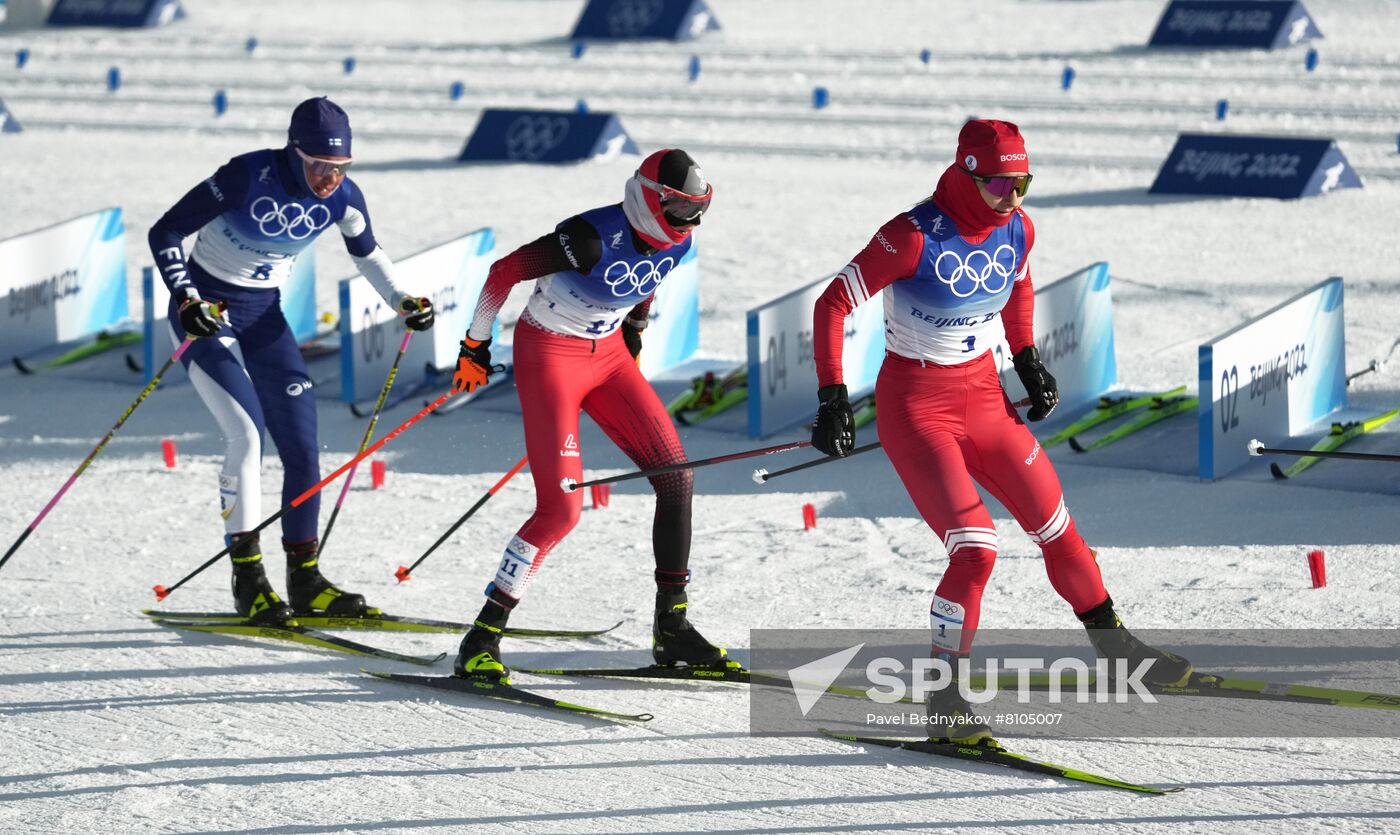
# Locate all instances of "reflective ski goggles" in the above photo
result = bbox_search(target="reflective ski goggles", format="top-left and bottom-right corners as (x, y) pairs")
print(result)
(295, 146), (353, 178)
(637, 173), (713, 224)
(962, 168), (1033, 198)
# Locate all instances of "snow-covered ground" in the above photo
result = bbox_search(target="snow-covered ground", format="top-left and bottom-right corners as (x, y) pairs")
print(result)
(2, 1), (1400, 832)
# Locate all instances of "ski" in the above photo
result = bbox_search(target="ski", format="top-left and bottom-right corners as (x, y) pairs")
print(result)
(516, 664), (878, 700)
(1041, 386), (1188, 448)
(968, 671), (1400, 711)
(13, 329), (143, 374)
(819, 729), (1182, 795)
(1068, 395), (1199, 453)
(142, 609), (621, 638)
(363, 669), (654, 722)
(671, 365), (747, 425)
(152, 619), (445, 665)
(1270, 407), (1399, 479)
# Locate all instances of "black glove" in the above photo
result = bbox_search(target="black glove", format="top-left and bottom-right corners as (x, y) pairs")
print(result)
(452, 336), (492, 394)
(178, 295), (223, 338)
(1013, 345), (1059, 422)
(812, 384), (855, 457)
(621, 319), (644, 359)
(399, 296), (435, 332)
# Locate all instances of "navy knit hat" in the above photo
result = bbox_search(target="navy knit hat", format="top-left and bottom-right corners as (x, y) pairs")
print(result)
(288, 97), (352, 157)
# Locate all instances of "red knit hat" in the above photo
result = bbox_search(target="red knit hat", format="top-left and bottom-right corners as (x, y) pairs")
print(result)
(956, 119), (1029, 176)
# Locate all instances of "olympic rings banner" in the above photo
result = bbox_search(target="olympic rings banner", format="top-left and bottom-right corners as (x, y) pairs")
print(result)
(746, 276), (885, 439)
(1198, 277), (1346, 481)
(2, 207), (129, 363)
(996, 262), (1118, 421)
(459, 109), (638, 165)
(47, 0), (186, 28)
(338, 228), (495, 403)
(140, 250), (316, 383)
(1148, 1), (1321, 49)
(570, 0), (720, 41)
(638, 243), (700, 379)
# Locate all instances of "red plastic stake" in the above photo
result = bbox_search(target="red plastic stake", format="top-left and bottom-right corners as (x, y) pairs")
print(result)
(371, 459), (386, 490)
(802, 503), (817, 530)
(161, 439), (177, 468)
(591, 483), (610, 509)
(1308, 549), (1327, 588)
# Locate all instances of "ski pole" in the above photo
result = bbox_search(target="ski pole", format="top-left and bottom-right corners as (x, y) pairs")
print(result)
(560, 440), (812, 493)
(1, 336), (196, 572)
(395, 454), (529, 582)
(1248, 439), (1400, 464)
(1346, 359), (1382, 387)
(154, 390), (456, 600)
(753, 442), (883, 484)
(751, 397), (1034, 484)
(315, 329), (415, 561)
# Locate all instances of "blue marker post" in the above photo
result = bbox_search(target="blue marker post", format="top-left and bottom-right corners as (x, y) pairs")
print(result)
(571, 41), (586, 59)
(1305, 48), (1319, 72)
(106, 67), (121, 93)
(16, 49), (30, 70)
(813, 86), (829, 110)
(919, 48), (931, 65)
(343, 56), (356, 75)
(213, 90), (228, 116)
(1061, 66), (1075, 91)
(688, 55), (700, 82)
(575, 98), (588, 114)
(245, 37), (257, 54)
(1216, 98), (1229, 120)
(449, 81), (465, 101)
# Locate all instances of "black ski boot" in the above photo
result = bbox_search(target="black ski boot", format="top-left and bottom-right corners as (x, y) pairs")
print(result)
(1078, 596), (1193, 687)
(925, 669), (997, 746)
(454, 596), (511, 682)
(285, 539), (374, 616)
(652, 590), (731, 668)
(229, 533), (294, 625)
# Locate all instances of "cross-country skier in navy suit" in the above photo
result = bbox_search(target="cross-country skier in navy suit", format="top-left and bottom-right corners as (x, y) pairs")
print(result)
(147, 97), (434, 623)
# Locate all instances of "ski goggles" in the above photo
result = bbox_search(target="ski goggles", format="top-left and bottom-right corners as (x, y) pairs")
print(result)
(638, 173), (713, 224)
(295, 146), (353, 178)
(963, 168), (1033, 198)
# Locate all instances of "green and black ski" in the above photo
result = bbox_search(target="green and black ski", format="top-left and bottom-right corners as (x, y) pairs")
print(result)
(13, 328), (143, 374)
(1068, 395), (1199, 453)
(668, 365), (748, 425)
(152, 619), (444, 665)
(819, 729), (1182, 795)
(142, 609), (620, 638)
(363, 669), (654, 722)
(1271, 407), (1399, 479)
(1041, 386), (1188, 448)
(516, 663), (878, 700)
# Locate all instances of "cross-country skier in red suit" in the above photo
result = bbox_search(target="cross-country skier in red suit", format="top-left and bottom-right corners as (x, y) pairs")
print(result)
(810, 120), (1192, 744)
(449, 149), (733, 682)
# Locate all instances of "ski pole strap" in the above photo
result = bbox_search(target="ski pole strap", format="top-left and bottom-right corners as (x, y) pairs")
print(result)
(561, 440), (812, 492)
(1248, 440), (1400, 464)
(753, 441), (883, 484)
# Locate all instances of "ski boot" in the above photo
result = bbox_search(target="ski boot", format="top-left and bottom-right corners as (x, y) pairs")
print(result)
(925, 673), (997, 746)
(285, 539), (375, 616)
(229, 533), (294, 625)
(652, 589), (733, 668)
(454, 598), (511, 683)
(1078, 596), (1193, 687)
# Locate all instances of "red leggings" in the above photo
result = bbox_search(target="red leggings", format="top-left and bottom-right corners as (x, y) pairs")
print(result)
(875, 351), (1108, 655)
(487, 319), (691, 603)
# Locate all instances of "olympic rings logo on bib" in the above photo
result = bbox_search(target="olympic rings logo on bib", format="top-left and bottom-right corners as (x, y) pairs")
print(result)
(250, 196), (331, 241)
(602, 257), (674, 298)
(933, 244), (1017, 298)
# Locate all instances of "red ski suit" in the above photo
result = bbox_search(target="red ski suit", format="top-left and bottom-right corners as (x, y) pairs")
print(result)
(813, 188), (1108, 656)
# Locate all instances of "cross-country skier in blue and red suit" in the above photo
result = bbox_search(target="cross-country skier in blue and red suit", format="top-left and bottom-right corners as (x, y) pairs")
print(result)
(147, 97), (435, 623)
(810, 120), (1192, 744)
(448, 149), (730, 682)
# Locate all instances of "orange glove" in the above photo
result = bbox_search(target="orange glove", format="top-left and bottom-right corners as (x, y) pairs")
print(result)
(452, 337), (492, 394)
